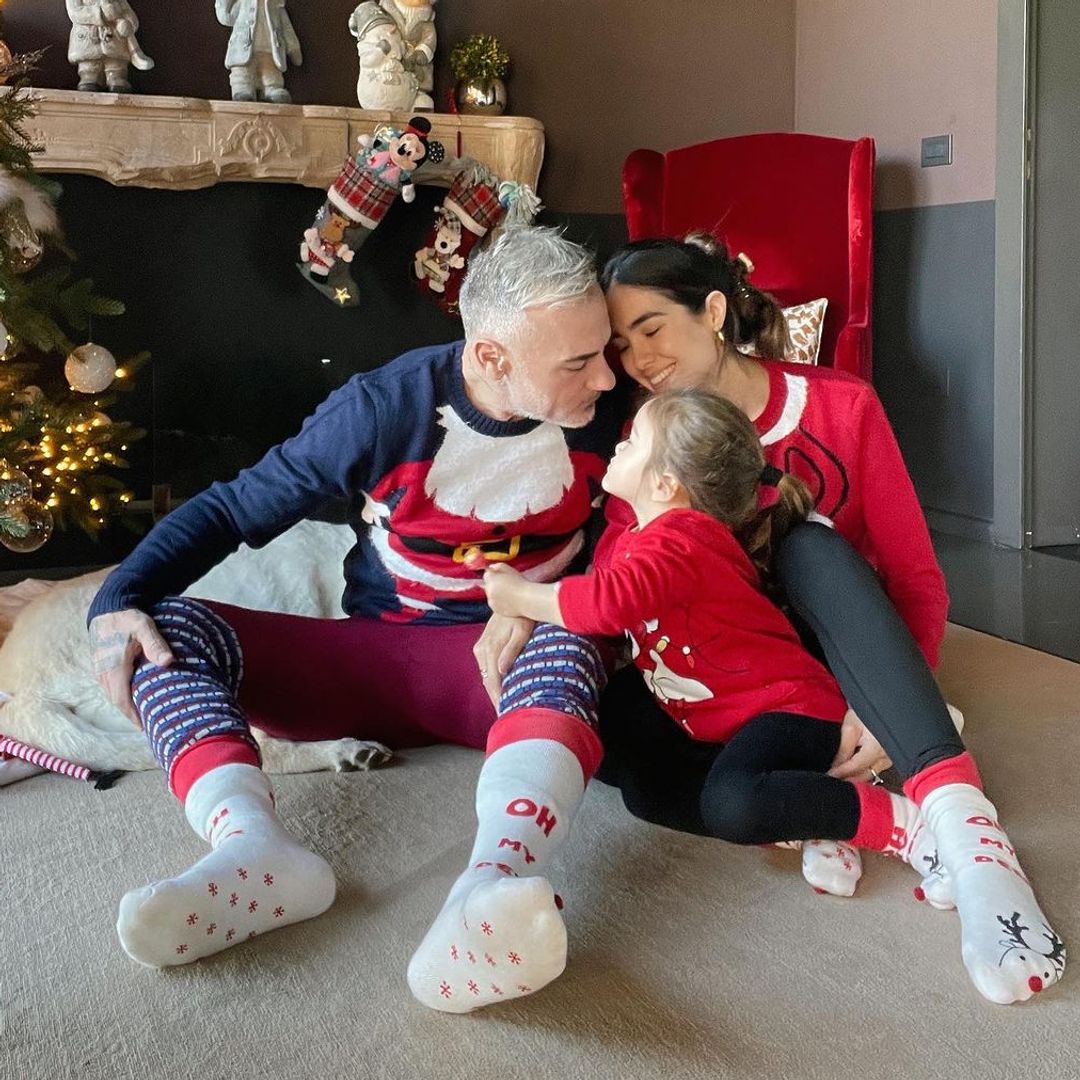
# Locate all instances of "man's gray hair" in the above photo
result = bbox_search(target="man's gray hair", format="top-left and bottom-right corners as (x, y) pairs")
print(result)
(458, 226), (598, 343)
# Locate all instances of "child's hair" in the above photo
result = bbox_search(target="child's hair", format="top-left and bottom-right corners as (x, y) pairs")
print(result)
(600, 233), (789, 359)
(644, 388), (814, 578)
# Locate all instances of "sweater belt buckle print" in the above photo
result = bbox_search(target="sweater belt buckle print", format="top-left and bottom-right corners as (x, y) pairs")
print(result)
(452, 535), (522, 564)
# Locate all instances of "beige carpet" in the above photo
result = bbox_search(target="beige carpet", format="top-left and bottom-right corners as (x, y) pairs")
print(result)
(2, 624), (1078, 1080)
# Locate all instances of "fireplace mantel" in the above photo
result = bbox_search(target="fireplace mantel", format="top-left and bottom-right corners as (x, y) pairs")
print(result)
(13, 88), (545, 193)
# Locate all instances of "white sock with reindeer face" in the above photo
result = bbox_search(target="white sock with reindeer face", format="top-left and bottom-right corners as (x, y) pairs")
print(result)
(407, 739), (584, 1013)
(921, 784), (1065, 1004)
(116, 764), (336, 968)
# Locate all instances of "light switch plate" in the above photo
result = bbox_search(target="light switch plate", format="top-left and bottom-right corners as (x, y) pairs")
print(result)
(921, 134), (953, 167)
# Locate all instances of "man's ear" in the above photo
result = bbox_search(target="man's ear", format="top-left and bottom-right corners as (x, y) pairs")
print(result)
(474, 339), (508, 379)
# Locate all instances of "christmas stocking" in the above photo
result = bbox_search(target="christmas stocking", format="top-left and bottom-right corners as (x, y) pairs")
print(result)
(414, 164), (541, 314)
(298, 117), (444, 307)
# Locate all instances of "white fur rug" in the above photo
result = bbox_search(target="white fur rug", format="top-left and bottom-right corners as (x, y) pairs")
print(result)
(0, 519), (393, 782)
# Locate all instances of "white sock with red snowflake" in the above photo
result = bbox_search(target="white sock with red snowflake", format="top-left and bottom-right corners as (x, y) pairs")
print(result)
(801, 839), (863, 897)
(920, 784), (1065, 1004)
(116, 764), (336, 967)
(407, 739), (584, 1013)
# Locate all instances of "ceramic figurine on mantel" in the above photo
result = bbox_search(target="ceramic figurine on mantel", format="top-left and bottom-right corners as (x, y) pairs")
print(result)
(375, 0), (437, 111)
(66, 0), (155, 93)
(215, 0), (303, 104)
(348, 1), (418, 112)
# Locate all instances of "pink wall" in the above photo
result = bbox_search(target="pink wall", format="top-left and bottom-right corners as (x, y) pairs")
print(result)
(794, 0), (997, 210)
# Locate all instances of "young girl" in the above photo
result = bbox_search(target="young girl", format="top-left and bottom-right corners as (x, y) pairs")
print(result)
(484, 389), (948, 886)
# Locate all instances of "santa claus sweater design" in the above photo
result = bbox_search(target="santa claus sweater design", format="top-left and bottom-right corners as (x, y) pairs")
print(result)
(89, 342), (623, 625)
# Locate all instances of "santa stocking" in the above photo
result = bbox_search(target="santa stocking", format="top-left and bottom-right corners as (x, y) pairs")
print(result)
(299, 119), (444, 307)
(414, 165), (541, 314)
(407, 737), (584, 1013)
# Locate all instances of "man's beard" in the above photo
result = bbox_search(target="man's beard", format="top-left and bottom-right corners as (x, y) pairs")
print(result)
(506, 375), (595, 429)
(384, 0), (433, 36)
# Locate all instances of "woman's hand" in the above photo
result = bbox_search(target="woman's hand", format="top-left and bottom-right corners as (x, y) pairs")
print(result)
(89, 610), (175, 726)
(828, 708), (892, 782)
(473, 611), (535, 708)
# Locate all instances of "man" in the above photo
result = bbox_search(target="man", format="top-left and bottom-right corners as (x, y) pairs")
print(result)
(89, 227), (623, 1013)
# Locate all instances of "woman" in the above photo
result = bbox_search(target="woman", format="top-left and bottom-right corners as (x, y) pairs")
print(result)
(588, 235), (1062, 1006)
(484, 388), (949, 897)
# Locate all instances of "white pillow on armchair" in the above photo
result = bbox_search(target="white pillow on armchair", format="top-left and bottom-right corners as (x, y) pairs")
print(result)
(739, 297), (829, 365)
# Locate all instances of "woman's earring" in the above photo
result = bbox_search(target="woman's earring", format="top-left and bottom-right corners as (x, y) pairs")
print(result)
(716, 329), (726, 345)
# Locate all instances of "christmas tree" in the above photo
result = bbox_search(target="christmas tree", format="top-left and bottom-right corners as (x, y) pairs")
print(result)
(0, 22), (147, 553)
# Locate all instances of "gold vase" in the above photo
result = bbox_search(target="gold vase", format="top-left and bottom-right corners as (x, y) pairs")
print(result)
(455, 76), (508, 116)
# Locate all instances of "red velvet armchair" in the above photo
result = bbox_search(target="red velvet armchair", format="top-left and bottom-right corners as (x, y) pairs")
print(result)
(622, 133), (875, 378)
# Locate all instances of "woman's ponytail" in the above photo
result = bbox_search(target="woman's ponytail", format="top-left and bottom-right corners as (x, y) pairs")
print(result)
(726, 252), (789, 360)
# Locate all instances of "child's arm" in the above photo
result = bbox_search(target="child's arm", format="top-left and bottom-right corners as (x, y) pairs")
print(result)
(484, 523), (702, 638)
(483, 565), (565, 627)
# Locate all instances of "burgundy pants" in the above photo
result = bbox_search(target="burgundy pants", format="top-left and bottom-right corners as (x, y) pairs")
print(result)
(204, 601), (497, 751)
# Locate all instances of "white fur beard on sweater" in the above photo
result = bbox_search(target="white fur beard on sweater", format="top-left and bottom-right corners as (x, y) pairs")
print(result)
(426, 407), (574, 521)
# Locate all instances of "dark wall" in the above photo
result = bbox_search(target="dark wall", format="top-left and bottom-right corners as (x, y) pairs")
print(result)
(0, 173), (628, 576)
(5, 1), (797, 213)
(873, 200), (996, 529)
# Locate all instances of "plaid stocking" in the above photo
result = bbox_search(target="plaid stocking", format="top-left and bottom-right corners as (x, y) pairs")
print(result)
(414, 165), (541, 314)
(299, 119), (444, 307)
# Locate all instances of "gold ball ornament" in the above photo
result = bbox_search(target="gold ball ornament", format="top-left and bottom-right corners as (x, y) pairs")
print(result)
(0, 459), (32, 503)
(1, 201), (46, 274)
(11, 383), (44, 409)
(0, 495), (54, 553)
(0, 40), (12, 87)
(65, 343), (117, 393)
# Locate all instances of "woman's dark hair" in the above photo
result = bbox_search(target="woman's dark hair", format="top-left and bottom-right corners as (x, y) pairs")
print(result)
(645, 388), (813, 580)
(600, 233), (789, 360)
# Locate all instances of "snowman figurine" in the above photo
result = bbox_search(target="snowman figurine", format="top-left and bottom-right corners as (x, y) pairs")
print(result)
(349, 2), (420, 111)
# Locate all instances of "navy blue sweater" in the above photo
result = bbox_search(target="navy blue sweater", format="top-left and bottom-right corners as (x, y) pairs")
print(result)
(90, 341), (625, 626)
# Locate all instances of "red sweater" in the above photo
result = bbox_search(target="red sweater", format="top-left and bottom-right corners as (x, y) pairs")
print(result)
(596, 362), (948, 668)
(559, 509), (848, 743)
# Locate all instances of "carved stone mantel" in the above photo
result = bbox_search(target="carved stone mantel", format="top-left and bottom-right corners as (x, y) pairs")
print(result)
(12, 88), (545, 193)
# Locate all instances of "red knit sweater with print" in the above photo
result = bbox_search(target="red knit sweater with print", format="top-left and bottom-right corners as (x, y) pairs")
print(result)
(596, 362), (948, 668)
(559, 509), (848, 743)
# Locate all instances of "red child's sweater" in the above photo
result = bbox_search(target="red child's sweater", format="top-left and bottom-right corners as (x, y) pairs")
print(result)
(596, 361), (949, 668)
(559, 509), (848, 743)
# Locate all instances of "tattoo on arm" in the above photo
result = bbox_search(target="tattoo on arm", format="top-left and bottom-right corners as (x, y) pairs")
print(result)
(90, 628), (128, 676)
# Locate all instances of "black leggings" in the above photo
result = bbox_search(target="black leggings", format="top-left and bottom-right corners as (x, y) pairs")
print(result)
(596, 686), (860, 843)
(596, 522), (965, 837)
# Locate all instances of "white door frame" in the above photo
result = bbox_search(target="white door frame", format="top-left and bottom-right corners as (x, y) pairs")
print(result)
(992, 0), (1033, 547)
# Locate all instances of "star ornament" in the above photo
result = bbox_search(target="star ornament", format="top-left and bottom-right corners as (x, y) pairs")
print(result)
(334, 287), (352, 305)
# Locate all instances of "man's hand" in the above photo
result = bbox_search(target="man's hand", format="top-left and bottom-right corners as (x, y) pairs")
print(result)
(473, 611), (535, 708)
(828, 708), (892, 782)
(89, 610), (175, 726)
